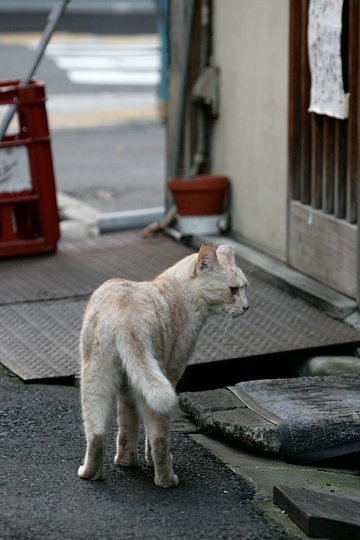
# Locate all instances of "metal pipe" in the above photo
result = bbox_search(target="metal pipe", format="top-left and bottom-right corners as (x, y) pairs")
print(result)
(0, 0), (71, 140)
(171, 0), (196, 178)
(187, 0), (211, 178)
(98, 207), (165, 234)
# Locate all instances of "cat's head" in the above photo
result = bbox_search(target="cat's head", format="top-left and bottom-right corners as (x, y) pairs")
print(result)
(195, 242), (249, 317)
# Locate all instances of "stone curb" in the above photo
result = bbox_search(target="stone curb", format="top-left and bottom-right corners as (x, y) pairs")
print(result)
(179, 389), (280, 455)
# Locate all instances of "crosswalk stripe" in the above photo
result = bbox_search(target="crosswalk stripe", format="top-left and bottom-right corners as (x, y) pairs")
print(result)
(48, 92), (157, 110)
(45, 47), (158, 56)
(53, 56), (160, 70)
(27, 38), (160, 87)
(67, 70), (160, 85)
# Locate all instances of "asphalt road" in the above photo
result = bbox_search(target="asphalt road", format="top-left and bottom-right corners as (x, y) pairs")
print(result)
(0, 371), (291, 540)
(0, 1), (157, 34)
(0, 14), (166, 214)
(52, 124), (165, 212)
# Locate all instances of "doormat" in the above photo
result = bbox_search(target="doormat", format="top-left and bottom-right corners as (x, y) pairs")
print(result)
(229, 375), (360, 463)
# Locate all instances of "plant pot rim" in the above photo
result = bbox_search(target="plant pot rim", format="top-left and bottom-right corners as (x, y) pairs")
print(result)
(167, 174), (229, 216)
(168, 175), (229, 192)
(168, 174), (228, 183)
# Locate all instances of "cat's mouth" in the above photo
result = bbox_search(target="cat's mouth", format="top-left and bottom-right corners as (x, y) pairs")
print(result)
(236, 305), (249, 317)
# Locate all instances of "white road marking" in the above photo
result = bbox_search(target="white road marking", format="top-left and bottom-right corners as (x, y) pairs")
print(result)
(47, 92), (157, 112)
(53, 57), (160, 70)
(24, 36), (161, 127)
(30, 38), (161, 87)
(67, 70), (159, 85)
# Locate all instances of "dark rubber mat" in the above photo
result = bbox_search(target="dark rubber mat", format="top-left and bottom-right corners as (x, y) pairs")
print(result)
(230, 376), (360, 462)
(0, 231), (359, 380)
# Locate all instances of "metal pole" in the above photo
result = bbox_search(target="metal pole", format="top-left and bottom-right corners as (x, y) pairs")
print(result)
(0, 0), (71, 141)
(171, 0), (196, 178)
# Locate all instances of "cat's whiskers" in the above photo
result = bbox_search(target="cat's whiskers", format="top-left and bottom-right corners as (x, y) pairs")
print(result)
(219, 314), (229, 334)
(245, 263), (257, 275)
(223, 315), (233, 337)
(203, 314), (222, 332)
(236, 314), (242, 332)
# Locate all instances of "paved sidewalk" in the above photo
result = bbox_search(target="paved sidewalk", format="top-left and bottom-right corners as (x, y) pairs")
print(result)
(0, 368), (293, 540)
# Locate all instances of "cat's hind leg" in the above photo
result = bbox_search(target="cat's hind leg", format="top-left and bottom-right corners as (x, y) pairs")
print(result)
(78, 354), (119, 481)
(145, 433), (153, 466)
(114, 395), (140, 466)
(141, 404), (179, 488)
(78, 433), (104, 480)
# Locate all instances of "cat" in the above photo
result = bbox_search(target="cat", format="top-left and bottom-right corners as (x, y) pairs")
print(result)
(78, 241), (249, 487)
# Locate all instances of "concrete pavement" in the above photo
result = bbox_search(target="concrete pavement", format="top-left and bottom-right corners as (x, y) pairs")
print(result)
(0, 366), (295, 540)
(0, 2), (157, 34)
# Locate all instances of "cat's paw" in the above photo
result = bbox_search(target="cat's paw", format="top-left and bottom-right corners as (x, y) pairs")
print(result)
(78, 464), (102, 480)
(154, 474), (179, 488)
(114, 452), (139, 467)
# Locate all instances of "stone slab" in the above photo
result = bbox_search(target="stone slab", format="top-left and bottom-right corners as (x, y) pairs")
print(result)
(231, 375), (360, 462)
(180, 390), (280, 454)
(181, 376), (360, 463)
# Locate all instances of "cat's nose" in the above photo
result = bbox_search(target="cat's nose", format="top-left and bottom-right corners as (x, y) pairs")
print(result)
(243, 304), (249, 311)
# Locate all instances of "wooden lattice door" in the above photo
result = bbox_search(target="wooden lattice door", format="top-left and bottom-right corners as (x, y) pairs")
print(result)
(288, 0), (359, 299)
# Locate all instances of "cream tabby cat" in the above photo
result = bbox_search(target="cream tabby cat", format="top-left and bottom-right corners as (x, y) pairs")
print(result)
(78, 242), (249, 487)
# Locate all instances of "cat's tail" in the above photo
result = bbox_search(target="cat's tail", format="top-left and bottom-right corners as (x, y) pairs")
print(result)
(117, 337), (177, 414)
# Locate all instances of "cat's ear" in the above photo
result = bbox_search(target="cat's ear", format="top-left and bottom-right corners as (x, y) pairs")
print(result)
(197, 242), (219, 272)
(217, 244), (235, 263)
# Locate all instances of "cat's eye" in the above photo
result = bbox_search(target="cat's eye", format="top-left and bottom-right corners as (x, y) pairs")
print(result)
(229, 286), (239, 296)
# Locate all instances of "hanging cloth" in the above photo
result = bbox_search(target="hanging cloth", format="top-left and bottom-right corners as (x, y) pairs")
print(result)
(308, 0), (349, 119)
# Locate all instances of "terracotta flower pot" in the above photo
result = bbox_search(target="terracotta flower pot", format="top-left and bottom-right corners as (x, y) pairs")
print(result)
(167, 174), (229, 216)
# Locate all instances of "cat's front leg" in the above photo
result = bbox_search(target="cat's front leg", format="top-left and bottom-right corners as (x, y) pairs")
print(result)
(142, 406), (178, 488)
(114, 396), (140, 467)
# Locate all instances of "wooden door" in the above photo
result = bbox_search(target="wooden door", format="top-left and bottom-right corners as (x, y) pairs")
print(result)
(288, 0), (359, 299)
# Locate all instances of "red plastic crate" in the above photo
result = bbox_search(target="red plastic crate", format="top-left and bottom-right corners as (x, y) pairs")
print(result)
(0, 78), (60, 258)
